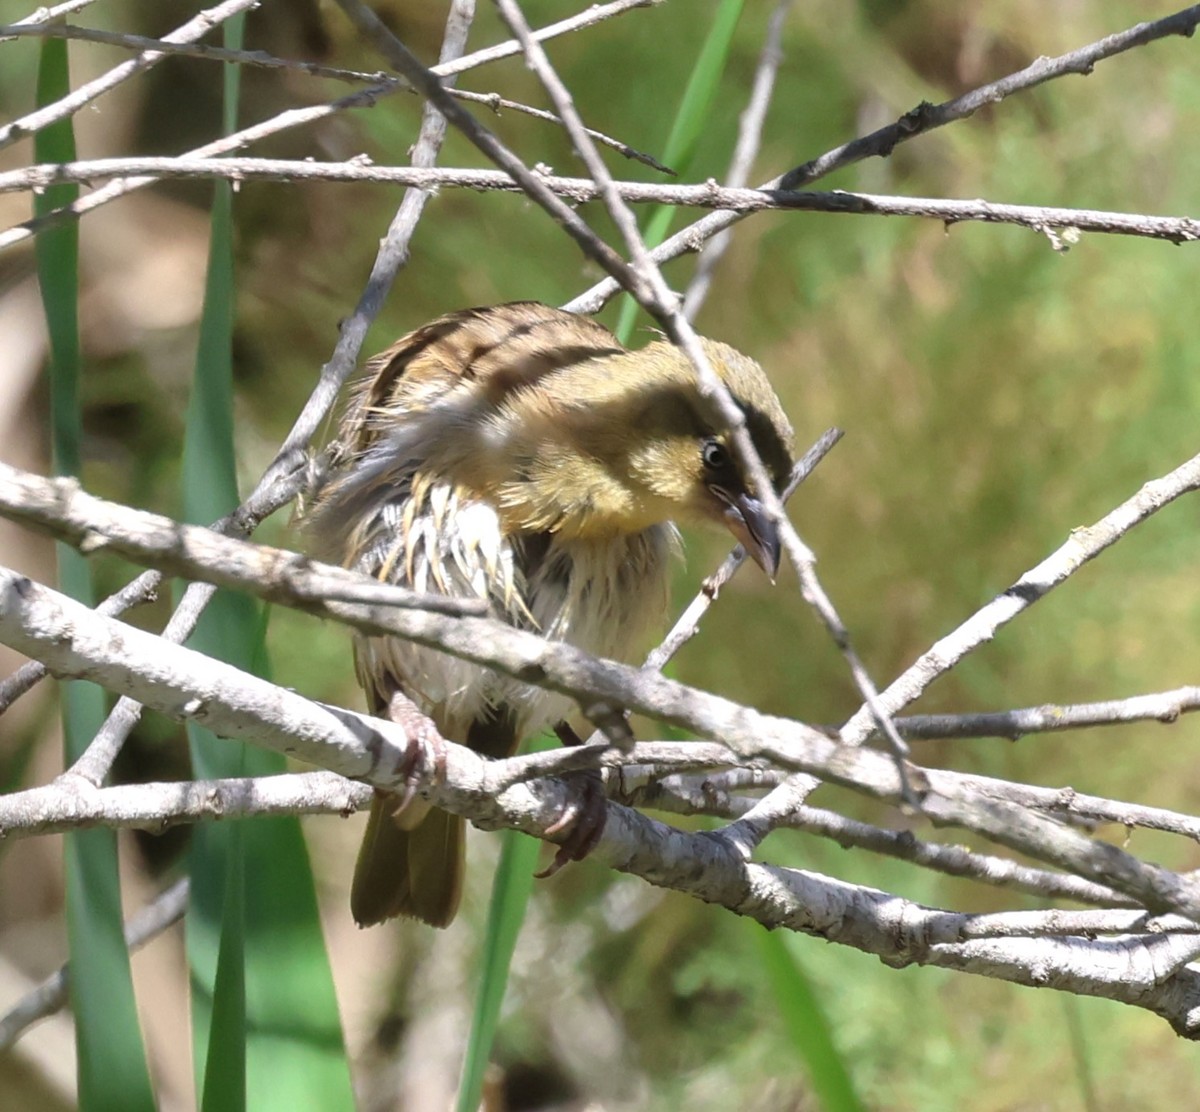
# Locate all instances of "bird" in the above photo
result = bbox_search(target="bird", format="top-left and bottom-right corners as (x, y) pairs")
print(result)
(303, 301), (795, 928)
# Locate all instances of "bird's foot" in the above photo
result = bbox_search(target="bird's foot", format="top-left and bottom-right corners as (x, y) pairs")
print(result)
(536, 767), (608, 879)
(384, 690), (446, 817)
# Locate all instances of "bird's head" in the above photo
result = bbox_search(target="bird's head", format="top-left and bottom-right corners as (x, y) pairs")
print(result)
(473, 336), (795, 577)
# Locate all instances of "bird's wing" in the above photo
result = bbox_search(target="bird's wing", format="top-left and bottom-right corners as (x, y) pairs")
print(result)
(336, 302), (624, 459)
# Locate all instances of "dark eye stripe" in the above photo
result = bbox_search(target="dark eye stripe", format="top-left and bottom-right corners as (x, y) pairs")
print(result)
(737, 401), (793, 487)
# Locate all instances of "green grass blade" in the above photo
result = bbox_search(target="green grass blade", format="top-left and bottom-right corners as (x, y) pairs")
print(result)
(755, 926), (864, 1112)
(616, 0), (745, 342)
(1062, 995), (1099, 1112)
(183, 115), (253, 1107)
(35, 36), (157, 1112)
(457, 732), (556, 1112)
(185, 16), (352, 1109)
(457, 827), (542, 1112)
(200, 820), (247, 1112)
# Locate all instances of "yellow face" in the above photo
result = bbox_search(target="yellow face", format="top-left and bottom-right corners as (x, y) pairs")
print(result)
(475, 337), (795, 574)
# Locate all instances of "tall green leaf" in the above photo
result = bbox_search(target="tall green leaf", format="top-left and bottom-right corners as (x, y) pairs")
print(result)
(201, 820), (247, 1112)
(35, 36), (157, 1112)
(184, 15), (352, 1110)
(755, 926), (864, 1112)
(616, 0), (745, 342)
(456, 827), (542, 1112)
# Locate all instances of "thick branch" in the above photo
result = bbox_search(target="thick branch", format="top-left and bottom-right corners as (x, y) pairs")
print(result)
(8, 570), (1200, 1029)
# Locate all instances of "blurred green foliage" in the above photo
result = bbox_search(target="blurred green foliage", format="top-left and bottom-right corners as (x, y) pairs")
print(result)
(4, 0), (1200, 1107)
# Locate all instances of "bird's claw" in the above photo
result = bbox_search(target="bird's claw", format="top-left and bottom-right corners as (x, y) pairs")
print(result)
(536, 767), (608, 879)
(384, 691), (446, 818)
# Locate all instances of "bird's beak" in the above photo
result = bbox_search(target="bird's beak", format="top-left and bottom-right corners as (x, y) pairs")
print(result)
(714, 488), (782, 582)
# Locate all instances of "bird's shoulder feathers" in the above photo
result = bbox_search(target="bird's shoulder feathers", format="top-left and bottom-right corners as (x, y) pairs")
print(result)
(339, 302), (624, 459)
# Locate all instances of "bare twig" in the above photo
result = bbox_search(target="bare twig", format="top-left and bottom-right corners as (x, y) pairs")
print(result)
(939, 770), (1200, 843)
(566, 3), (1200, 314)
(0, 19), (390, 82)
(729, 449), (1200, 852)
(436, 0), (656, 78)
(840, 452), (1200, 744)
(612, 775), (1137, 909)
(0, 463), (494, 623)
(0, 879), (188, 1051)
(0, 0), (262, 152)
(455, 90), (673, 174)
(0, 773), (370, 839)
(6, 161), (1200, 245)
(896, 686), (1200, 740)
(683, 0), (791, 319)
(643, 428), (842, 672)
(2, 0), (100, 36)
(331, 0), (654, 299)
(0, 21), (670, 174)
(0, 0), (656, 251)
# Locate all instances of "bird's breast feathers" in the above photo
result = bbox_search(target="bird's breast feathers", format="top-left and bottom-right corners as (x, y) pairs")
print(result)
(340, 469), (676, 740)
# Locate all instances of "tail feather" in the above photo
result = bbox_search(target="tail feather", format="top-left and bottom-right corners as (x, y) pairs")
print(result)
(350, 792), (464, 928)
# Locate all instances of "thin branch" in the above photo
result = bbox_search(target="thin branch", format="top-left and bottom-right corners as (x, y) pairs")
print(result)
(0, 19), (394, 83)
(0, 80), (388, 247)
(0, 0), (656, 252)
(0, 772), (370, 838)
(734, 452), (1200, 858)
(437, 0), (657, 78)
(0, 878), (188, 1051)
(941, 770), (1200, 842)
(0, 0), (262, 152)
(6, 159), (1200, 245)
(643, 428), (843, 673)
(0, 471), (490, 622)
(615, 774), (1138, 909)
(0, 22), (671, 175)
(840, 451), (1200, 744)
(455, 89), (672, 174)
(0, 565), (169, 714)
(331, 0), (653, 300)
(1, 0), (100, 37)
(683, 0), (790, 319)
(565, 3), (1200, 314)
(897, 687), (1200, 740)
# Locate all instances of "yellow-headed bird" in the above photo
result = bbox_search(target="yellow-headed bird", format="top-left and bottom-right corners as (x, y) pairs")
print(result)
(305, 302), (794, 927)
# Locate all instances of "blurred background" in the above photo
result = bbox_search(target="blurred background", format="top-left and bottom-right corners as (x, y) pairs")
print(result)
(2, 0), (1200, 1107)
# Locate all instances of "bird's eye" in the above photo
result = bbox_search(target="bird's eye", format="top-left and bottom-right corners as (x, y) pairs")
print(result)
(701, 439), (728, 471)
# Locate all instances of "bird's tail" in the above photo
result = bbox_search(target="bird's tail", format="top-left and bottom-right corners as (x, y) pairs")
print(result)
(350, 791), (465, 928)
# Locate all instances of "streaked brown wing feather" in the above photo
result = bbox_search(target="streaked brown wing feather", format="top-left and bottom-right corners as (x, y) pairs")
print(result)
(336, 302), (624, 459)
